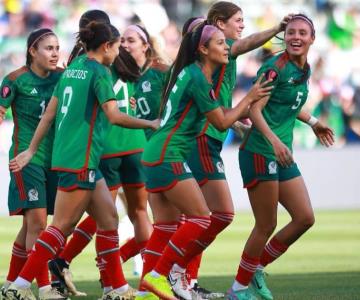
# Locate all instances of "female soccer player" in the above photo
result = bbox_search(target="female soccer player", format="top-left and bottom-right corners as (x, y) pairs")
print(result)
(138, 23), (273, 300)
(169, 2), (292, 298)
(227, 14), (334, 300)
(0, 28), (66, 300)
(7, 21), (158, 300)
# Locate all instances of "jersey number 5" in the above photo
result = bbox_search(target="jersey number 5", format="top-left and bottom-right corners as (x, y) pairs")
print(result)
(58, 86), (73, 130)
(292, 91), (303, 110)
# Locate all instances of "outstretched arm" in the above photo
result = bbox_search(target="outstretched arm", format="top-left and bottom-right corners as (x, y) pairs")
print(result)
(231, 14), (293, 57)
(102, 100), (159, 130)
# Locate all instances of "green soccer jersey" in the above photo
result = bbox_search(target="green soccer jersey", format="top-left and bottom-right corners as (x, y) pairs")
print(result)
(204, 39), (236, 142)
(0, 66), (63, 167)
(101, 66), (146, 158)
(52, 55), (116, 171)
(242, 52), (310, 160)
(142, 63), (220, 165)
(134, 62), (169, 140)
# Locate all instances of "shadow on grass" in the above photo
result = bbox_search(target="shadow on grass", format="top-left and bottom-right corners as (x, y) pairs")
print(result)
(72, 271), (360, 300)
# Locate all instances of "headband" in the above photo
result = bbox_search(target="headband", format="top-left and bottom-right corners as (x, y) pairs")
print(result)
(126, 25), (148, 43)
(289, 15), (315, 35)
(199, 25), (220, 47)
(29, 31), (54, 50)
(187, 17), (205, 33)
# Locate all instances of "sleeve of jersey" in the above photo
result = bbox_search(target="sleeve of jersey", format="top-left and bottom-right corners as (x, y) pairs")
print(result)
(0, 76), (16, 108)
(94, 71), (116, 105)
(52, 82), (60, 99)
(255, 61), (281, 90)
(191, 76), (220, 114)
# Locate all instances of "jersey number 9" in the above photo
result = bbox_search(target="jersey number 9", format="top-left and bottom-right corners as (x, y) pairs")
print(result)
(58, 86), (73, 130)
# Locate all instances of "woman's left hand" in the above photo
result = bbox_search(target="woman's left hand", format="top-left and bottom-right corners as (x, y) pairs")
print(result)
(312, 121), (335, 147)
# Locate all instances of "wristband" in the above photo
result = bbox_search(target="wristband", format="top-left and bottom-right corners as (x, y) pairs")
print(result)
(307, 115), (318, 127)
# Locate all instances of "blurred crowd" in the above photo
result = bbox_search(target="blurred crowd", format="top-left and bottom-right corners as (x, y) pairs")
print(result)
(1, 0), (360, 148)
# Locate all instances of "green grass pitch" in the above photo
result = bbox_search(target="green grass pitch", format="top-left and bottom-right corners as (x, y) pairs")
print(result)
(1, 210), (359, 299)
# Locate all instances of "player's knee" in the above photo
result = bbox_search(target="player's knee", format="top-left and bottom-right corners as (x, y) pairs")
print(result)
(28, 220), (47, 236)
(256, 220), (277, 237)
(97, 211), (119, 231)
(297, 214), (315, 231)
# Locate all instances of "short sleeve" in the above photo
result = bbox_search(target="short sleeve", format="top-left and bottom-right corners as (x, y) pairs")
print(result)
(0, 76), (17, 108)
(255, 62), (281, 89)
(94, 67), (116, 105)
(52, 81), (60, 99)
(191, 75), (220, 114)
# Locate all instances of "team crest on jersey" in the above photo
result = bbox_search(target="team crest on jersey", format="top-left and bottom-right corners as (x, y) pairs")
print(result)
(1, 85), (11, 98)
(28, 188), (39, 201)
(268, 161), (277, 174)
(142, 81), (152, 93)
(89, 170), (95, 183)
(209, 89), (216, 101)
(265, 69), (278, 81)
(216, 162), (225, 173)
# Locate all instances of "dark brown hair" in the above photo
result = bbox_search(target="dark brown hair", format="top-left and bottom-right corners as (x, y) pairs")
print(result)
(68, 9), (110, 65)
(26, 28), (56, 66)
(207, 1), (241, 26)
(79, 21), (120, 51)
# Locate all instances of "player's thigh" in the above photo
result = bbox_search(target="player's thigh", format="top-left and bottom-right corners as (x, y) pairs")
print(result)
(51, 189), (92, 235)
(247, 180), (279, 227)
(200, 179), (234, 213)
(148, 192), (181, 223)
(163, 178), (210, 217)
(87, 178), (118, 231)
(279, 175), (314, 222)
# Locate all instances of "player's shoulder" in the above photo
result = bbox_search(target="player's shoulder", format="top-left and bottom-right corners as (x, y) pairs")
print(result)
(150, 60), (170, 73)
(260, 52), (291, 81)
(187, 63), (210, 87)
(5, 66), (30, 82)
(85, 59), (112, 79)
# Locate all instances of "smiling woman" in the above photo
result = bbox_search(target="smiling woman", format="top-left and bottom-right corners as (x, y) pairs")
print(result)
(230, 14), (335, 300)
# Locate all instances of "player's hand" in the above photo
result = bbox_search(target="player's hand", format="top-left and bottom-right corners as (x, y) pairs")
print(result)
(149, 119), (160, 131)
(271, 137), (293, 167)
(0, 106), (6, 125)
(9, 149), (34, 172)
(312, 121), (335, 147)
(278, 14), (294, 32)
(130, 97), (137, 110)
(232, 120), (251, 138)
(247, 73), (274, 103)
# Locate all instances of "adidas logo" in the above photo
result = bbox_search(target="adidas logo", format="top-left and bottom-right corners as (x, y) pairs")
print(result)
(30, 88), (38, 94)
(288, 77), (294, 84)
